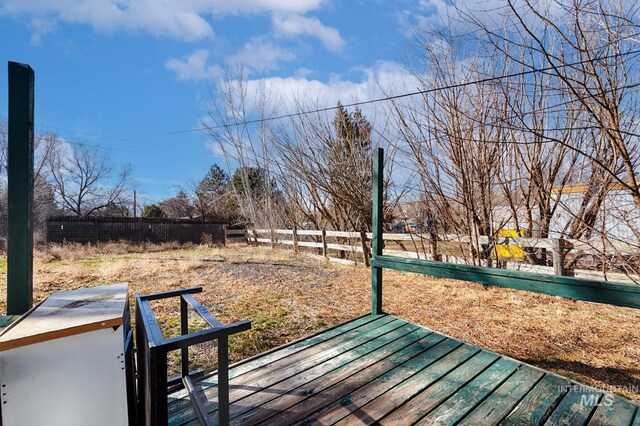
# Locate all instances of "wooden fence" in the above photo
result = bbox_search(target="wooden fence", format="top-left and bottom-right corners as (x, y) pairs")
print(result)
(250, 228), (640, 283)
(46, 216), (234, 245)
(223, 226), (248, 245)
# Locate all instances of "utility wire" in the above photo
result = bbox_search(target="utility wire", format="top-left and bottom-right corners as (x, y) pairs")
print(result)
(141, 48), (640, 137)
(4, 48), (638, 152)
(0, 130), (212, 164)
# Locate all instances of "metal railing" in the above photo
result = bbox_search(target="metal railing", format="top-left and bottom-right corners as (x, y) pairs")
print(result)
(135, 287), (251, 425)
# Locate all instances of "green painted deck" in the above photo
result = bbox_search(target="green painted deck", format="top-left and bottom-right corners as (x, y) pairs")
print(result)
(167, 314), (640, 425)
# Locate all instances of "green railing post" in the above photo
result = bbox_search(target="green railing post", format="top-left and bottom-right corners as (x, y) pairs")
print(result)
(371, 147), (384, 314)
(7, 62), (34, 315)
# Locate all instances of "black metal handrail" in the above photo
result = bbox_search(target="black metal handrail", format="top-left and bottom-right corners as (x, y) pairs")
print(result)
(135, 287), (251, 426)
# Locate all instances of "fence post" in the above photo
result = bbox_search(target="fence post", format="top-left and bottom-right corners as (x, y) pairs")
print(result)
(360, 231), (370, 267)
(252, 227), (258, 245)
(223, 224), (227, 247)
(292, 227), (299, 254)
(371, 148), (384, 315)
(7, 61), (34, 315)
(270, 228), (275, 249)
(429, 235), (441, 261)
(321, 229), (328, 259)
(552, 238), (565, 276)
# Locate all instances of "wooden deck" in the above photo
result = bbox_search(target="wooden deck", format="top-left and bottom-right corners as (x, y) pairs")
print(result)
(167, 314), (640, 425)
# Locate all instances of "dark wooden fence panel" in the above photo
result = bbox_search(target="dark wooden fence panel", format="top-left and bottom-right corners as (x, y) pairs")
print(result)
(46, 217), (227, 245)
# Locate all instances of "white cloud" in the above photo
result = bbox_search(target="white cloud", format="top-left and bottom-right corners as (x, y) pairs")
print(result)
(212, 60), (420, 121)
(28, 16), (56, 46)
(2, 0), (327, 41)
(229, 38), (296, 72)
(205, 140), (225, 157)
(165, 49), (222, 80)
(272, 14), (345, 52)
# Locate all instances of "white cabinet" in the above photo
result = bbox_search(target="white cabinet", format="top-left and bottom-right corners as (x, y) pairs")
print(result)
(0, 283), (132, 426)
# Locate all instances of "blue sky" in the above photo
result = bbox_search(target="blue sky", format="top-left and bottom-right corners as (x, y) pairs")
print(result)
(0, 0), (442, 205)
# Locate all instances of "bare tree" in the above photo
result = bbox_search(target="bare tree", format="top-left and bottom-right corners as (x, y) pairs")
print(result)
(272, 103), (398, 232)
(159, 190), (194, 219)
(203, 64), (282, 228)
(391, 28), (509, 265)
(48, 142), (131, 216)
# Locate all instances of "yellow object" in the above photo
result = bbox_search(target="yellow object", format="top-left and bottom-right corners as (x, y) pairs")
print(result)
(495, 229), (525, 259)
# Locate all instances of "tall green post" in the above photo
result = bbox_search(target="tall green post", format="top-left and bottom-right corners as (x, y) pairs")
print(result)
(7, 62), (34, 315)
(371, 147), (384, 315)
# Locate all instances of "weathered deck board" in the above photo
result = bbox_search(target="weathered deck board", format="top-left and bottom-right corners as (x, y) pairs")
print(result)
(457, 366), (544, 425)
(544, 389), (601, 425)
(169, 313), (382, 408)
(229, 327), (435, 425)
(588, 397), (638, 426)
(169, 314), (395, 422)
(168, 315), (640, 426)
(415, 358), (520, 425)
(306, 339), (464, 424)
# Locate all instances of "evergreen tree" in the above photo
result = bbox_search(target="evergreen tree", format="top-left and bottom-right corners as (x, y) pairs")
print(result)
(141, 204), (166, 218)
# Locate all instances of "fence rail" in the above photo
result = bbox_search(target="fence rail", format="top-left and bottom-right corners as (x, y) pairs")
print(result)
(250, 228), (640, 283)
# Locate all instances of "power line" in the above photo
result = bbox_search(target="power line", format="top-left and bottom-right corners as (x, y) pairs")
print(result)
(4, 48), (638, 153)
(142, 48), (640, 137)
(0, 130), (212, 165)
(35, 124), (212, 157)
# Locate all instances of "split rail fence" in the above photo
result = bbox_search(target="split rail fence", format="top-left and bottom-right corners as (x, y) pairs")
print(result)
(250, 228), (640, 283)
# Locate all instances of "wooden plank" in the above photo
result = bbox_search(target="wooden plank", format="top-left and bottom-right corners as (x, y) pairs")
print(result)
(297, 230), (323, 236)
(457, 366), (544, 425)
(230, 326), (438, 425)
(371, 255), (640, 309)
(416, 358), (520, 425)
(325, 231), (362, 238)
(305, 338), (465, 424)
(228, 323), (426, 418)
(326, 243), (364, 253)
(543, 389), (601, 425)
(334, 345), (482, 425)
(500, 374), (569, 425)
(250, 330), (453, 426)
(173, 317), (406, 425)
(169, 316), (400, 422)
(377, 351), (499, 425)
(588, 397), (638, 425)
(224, 317), (402, 401)
(168, 315), (384, 411)
(0, 283), (128, 350)
(383, 249), (420, 259)
(298, 241), (324, 249)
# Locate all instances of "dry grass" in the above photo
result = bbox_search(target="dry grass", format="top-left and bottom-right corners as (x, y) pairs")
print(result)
(1, 243), (638, 401)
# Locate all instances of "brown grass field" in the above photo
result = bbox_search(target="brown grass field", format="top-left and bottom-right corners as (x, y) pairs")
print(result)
(0, 242), (638, 401)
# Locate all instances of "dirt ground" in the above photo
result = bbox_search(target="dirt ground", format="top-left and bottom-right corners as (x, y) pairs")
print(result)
(1, 243), (638, 402)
